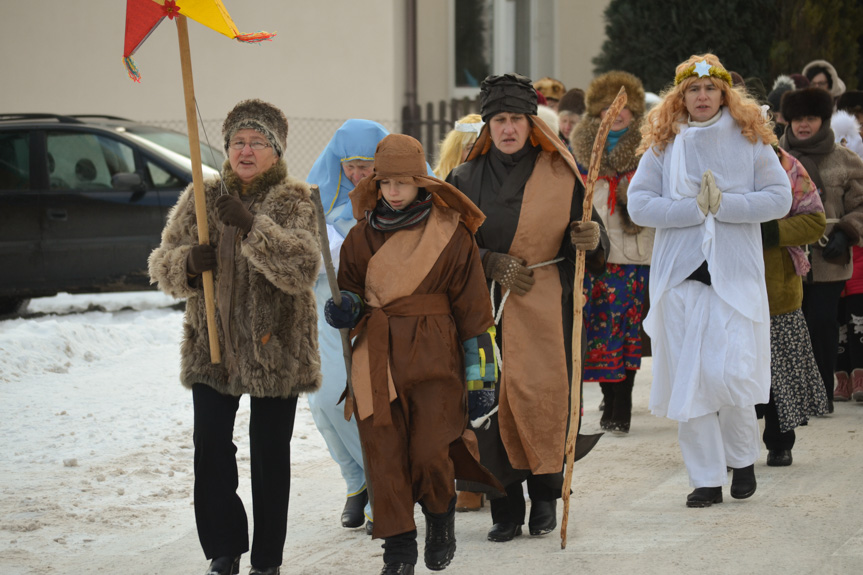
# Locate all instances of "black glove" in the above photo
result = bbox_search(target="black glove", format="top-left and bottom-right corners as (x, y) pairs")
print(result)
(215, 195), (254, 234)
(186, 244), (216, 275)
(483, 252), (535, 296)
(468, 388), (495, 421)
(324, 291), (364, 329)
(822, 230), (849, 261)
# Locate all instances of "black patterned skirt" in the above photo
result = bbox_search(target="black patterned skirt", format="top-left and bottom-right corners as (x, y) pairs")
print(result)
(769, 308), (829, 432)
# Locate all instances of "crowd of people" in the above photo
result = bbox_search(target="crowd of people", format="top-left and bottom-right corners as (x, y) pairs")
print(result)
(148, 54), (863, 575)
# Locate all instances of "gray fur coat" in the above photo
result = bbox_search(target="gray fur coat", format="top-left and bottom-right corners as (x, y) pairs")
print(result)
(148, 161), (322, 397)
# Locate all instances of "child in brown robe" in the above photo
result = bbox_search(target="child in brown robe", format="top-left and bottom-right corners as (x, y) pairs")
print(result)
(324, 134), (501, 575)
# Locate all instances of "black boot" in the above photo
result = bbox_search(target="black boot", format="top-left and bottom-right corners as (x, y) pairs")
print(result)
(730, 464), (757, 499)
(380, 564), (414, 575)
(599, 382), (615, 430)
(609, 371), (635, 434)
(766, 449), (793, 467)
(205, 556), (240, 575)
(424, 501), (456, 571)
(686, 487), (722, 508)
(528, 499), (557, 536)
(249, 568), (279, 575)
(341, 489), (368, 528)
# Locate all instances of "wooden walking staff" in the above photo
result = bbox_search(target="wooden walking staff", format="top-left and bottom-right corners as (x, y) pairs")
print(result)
(560, 86), (627, 549)
(176, 15), (220, 363)
(309, 185), (374, 510)
(123, 0), (277, 363)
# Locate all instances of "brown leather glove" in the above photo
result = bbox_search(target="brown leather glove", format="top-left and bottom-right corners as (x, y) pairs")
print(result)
(215, 194), (254, 234)
(186, 244), (216, 275)
(570, 220), (600, 251)
(483, 252), (535, 296)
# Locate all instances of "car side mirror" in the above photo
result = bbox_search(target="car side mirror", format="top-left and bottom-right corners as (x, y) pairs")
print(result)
(111, 172), (147, 201)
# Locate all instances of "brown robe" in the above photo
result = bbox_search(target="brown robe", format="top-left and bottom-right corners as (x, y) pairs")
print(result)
(338, 205), (502, 539)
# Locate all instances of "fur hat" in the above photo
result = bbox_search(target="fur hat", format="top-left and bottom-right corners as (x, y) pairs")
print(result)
(222, 99), (288, 157)
(802, 59), (846, 98)
(533, 77), (566, 102)
(838, 91), (863, 116)
(585, 71), (645, 118)
(789, 73), (809, 88)
(558, 88), (585, 115)
(480, 74), (538, 122)
(768, 75), (795, 112)
(781, 88), (834, 124)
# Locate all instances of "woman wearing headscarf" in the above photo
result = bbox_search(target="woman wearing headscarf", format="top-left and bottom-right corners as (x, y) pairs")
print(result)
(757, 147), (828, 467)
(628, 54), (792, 508)
(802, 59), (846, 101)
(779, 88), (863, 411)
(306, 119), (389, 534)
(570, 70), (653, 435)
(149, 99), (321, 575)
(447, 73), (608, 542)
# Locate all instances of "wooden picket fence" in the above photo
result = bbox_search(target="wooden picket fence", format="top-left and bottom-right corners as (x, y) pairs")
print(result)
(401, 97), (481, 163)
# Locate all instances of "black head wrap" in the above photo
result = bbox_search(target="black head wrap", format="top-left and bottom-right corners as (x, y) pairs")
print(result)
(480, 74), (538, 123)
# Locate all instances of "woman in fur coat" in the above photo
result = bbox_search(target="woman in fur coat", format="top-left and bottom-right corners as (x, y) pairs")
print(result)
(570, 70), (653, 434)
(779, 88), (863, 411)
(628, 54), (792, 508)
(148, 99), (321, 575)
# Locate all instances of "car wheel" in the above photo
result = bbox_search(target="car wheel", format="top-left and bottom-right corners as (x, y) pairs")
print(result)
(0, 297), (30, 317)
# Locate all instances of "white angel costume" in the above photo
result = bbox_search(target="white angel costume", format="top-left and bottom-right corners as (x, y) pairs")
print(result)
(628, 109), (792, 486)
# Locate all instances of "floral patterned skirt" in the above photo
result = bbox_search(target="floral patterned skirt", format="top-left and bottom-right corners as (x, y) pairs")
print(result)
(768, 308), (829, 432)
(582, 263), (648, 382)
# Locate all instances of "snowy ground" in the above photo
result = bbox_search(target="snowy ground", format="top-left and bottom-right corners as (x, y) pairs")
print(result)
(1, 292), (863, 574)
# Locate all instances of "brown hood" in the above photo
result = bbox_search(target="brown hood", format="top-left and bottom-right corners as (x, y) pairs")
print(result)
(349, 133), (486, 233)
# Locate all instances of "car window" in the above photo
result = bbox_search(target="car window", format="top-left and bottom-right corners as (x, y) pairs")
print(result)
(47, 132), (136, 190)
(137, 131), (223, 170)
(0, 131), (30, 191)
(146, 159), (184, 188)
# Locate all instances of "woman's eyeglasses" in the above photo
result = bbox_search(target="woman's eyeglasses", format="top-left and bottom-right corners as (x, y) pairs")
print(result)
(229, 140), (271, 151)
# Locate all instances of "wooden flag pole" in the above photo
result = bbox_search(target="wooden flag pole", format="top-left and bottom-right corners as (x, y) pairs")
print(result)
(560, 86), (627, 549)
(176, 15), (221, 364)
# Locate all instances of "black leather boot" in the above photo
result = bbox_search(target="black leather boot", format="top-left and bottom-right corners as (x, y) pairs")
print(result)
(766, 449), (793, 467)
(730, 464), (757, 499)
(686, 487), (722, 508)
(380, 564), (415, 575)
(341, 489), (368, 528)
(205, 556), (240, 575)
(528, 499), (557, 536)
(249, 568), (279, 575)
(424, 505), (456, 570)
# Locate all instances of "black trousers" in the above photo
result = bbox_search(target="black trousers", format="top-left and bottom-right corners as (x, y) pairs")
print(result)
(801, 282), (845, 402)
(760, 388), (795, 451)
(192, 383), (298, 568)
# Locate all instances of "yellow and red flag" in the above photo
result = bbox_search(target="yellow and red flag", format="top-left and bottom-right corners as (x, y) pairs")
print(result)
(123, 0), (275, 81)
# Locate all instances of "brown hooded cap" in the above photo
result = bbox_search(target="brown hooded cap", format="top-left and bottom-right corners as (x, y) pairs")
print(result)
(349, 134), (485, 233)
(586, 71), (645, 118)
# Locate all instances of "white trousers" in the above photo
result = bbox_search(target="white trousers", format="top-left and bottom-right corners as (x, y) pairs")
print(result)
(678, 405), (760, 488)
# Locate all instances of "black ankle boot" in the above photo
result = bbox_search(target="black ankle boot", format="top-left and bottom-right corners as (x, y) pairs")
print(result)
(686, 487), (722, 508)
(730, 464), (757, 499)
(249, 568), (279, 575)
(528, 499), (557, 536)
(424, 507), (456, 570)
(380, 564), (414, 575)
(599, 382), (615, 429)
(205, 556), (240, 575)
(341, 489), (368, 528)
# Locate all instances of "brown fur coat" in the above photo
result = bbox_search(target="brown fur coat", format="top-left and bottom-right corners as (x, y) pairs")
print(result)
(148, 161), (322, 397)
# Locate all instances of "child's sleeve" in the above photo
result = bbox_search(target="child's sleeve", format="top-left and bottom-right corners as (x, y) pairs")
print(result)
(336, 226), (368, 297)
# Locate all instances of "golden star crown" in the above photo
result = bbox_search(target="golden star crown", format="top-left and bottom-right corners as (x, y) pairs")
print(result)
(674, 59), (733, 87)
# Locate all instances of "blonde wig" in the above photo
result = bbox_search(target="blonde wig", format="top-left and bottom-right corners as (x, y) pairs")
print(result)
(638, 54), (776, 155)
(433, 113), (483, 179)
